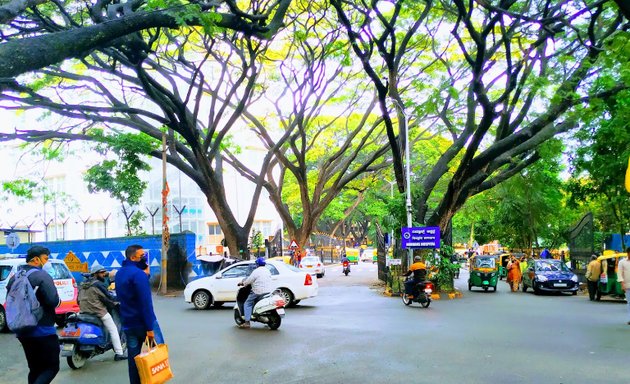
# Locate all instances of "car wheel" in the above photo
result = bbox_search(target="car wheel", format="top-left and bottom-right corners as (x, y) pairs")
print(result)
(192, 290), (212, 310)
(0, 306), (6, 332)
(572, 291), (577, 296)
(468, 283), (472, 291)
(213, 301), (224, 308)
(278, 289), (295, 307)
(522, 281), (527, 293)
(533, 283), (541, 295)
(492, 286), (497, 292)
(292, 300), (301, 306)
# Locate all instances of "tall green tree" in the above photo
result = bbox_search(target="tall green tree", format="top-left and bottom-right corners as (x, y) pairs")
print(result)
(331, 0), (628, 235)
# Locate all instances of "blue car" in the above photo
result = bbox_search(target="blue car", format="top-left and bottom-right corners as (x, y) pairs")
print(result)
(522, 259), (579, 295)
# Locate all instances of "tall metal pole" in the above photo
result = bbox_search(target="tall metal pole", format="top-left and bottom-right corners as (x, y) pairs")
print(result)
(161, 133), (168, 295)
(390, 98), (413, 269)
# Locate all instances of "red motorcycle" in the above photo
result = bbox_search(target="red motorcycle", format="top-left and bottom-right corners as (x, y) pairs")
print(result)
(342, 261), (350, 276)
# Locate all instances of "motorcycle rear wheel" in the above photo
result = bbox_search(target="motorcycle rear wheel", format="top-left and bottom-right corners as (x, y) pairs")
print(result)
(420, 299), (431, 308)
(67, 351), (87, 370)
(267, 312), (282, 330)
(401, 293), (412, 306)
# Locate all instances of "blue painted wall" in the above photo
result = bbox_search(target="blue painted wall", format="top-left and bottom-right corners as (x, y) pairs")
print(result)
(0, 232), (200, 284)
(605, 234), (630, 252)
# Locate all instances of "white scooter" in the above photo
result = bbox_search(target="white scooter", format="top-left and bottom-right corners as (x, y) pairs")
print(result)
(233, 285), (286, 330)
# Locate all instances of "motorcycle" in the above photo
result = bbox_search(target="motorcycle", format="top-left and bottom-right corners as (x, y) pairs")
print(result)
(59, 310), (126, 369)
(401, 279), (434, 308)
(343, 261), (350, 276)
(233, 285), (286, 330)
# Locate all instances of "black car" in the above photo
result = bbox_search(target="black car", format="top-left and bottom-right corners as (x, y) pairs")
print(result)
(522, 259), (579, 295)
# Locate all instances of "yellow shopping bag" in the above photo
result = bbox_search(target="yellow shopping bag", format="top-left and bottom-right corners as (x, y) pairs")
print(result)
(134, 338), (174, 384)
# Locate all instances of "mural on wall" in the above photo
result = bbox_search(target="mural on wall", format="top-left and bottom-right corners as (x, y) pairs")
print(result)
(0, 232), (200, 285)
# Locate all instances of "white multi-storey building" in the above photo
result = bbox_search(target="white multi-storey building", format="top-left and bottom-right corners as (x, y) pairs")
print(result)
(0, 141), (282, 255)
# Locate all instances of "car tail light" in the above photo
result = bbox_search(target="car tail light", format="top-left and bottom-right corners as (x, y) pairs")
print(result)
(317, 263), (321, 267)
(304, 274), (313, 286)
(72, 278), (77, 289)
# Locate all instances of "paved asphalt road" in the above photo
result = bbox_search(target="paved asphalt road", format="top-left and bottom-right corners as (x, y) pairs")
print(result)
(1, 262), (630, 384)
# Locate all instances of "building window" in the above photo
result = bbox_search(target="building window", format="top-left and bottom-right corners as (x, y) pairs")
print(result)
(208, 223), (222, 235)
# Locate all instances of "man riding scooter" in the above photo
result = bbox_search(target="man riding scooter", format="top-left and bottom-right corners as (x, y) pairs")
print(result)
(237, 257), (272, 329)
(341, 253), (351, 274)
(78, 265), (126, 360)
(403, 256), (427, 298)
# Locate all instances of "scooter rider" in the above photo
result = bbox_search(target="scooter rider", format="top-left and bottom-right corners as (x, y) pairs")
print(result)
(341, 253), (351, 272)
(403, 256), (427, 297)
(238, 257), (272, 329)
(78, 265), (126, 361)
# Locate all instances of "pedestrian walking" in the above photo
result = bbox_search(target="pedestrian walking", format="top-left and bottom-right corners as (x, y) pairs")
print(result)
(115, 244), (161, 384)
(585, 254), (602, 301)
(507, 257), (521, 292)
(617, 247), (630, 325)
(6, 246), (60, 384)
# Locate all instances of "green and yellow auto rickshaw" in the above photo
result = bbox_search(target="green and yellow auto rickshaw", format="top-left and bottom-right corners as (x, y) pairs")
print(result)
(468, 255), (499, 292)
(596, 250), (626, 301)
(497, 253), (511, 280)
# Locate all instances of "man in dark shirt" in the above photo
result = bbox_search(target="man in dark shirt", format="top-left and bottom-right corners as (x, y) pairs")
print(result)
(116, 244), (160, 384)
(6, 245), (60, 384)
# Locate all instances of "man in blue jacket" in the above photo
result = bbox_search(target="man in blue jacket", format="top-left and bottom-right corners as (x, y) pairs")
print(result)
(6, 246), (60, 384)
(116, 244), (160, 384)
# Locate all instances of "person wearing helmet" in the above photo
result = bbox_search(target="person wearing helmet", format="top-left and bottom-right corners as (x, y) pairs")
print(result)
(238, 257), (273, 329)
(403, 256), (427, 297)
(78, 264), (126, 360)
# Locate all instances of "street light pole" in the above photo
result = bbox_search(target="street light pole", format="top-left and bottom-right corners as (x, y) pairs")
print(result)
(389, 98), (413, 268)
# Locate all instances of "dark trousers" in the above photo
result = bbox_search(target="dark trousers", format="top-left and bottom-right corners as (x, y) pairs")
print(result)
(18, 334), (60, 384)
(587, 280), (598, 300)
(125, 328), (148, 384)
(404, 279), (417, 295)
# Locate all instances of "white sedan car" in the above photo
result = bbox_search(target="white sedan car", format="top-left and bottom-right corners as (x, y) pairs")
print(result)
(184, 260), (318, 309)
(299, 256), (325, 278)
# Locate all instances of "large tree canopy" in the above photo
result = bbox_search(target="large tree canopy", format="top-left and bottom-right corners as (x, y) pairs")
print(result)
(0, 0), (292, 79)
(332, 0), (628, 234)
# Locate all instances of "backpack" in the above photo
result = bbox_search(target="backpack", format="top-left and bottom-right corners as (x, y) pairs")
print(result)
(6, 268), (44, 333)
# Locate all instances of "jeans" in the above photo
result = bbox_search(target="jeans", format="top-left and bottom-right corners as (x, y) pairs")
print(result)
(18, 334), (60, 384)
(244, 292), (265, 321)
(124, 328), (148, 384)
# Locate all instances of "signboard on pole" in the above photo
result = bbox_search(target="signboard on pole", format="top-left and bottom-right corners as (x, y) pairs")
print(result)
(5, 232), (20, 251)
(289, 239), (299, 249)
(401, 227), (440, 249)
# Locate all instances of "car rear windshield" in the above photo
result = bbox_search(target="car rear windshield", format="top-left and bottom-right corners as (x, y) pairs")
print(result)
(0, 265), (12, 281)
(302, 257), (320, 263)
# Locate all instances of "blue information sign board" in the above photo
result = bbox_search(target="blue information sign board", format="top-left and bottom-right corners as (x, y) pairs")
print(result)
(401, 227), (441, 249)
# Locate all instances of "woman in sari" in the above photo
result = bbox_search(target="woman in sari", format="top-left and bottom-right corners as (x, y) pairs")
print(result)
(507, 257), (522, 292)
